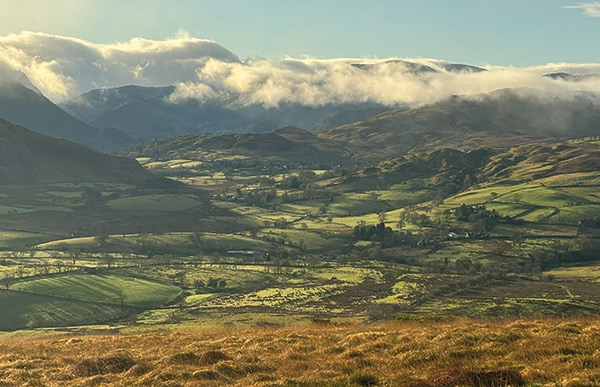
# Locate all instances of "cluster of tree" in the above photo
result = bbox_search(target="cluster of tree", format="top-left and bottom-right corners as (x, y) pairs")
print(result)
(454, 204), (506, 233)
(279, 170), (317, 189)
(352, 221), (448, 249)
(398, 207), (431, 228)
(235, 187), (277, 206)
(352, 221), (395, 242)
(279, 186), (329, 203)
(194, 277), (227, 290)
(523, 237), (600, 275)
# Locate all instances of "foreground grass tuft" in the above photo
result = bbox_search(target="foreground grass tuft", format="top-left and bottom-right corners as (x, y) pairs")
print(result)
(1, 319), (600, 386)
(72, 355), (136, 377)
(414, 368), (527, 387)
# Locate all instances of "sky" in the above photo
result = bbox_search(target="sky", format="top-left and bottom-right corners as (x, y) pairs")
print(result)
(0, 0), (598, 67)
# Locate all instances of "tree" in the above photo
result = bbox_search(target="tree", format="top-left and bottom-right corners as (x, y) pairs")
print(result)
(94, 222), (109, 248)
(512, 233), (525, 249)
(396, 218), (405, 229)
(115, 288), (127, 306)
(101, 253), (114, 268)
(0, 275), (14, 289)
(275, 217), (289, 229)
(462, 174), (473, 189)
(299, 238), (306, 251)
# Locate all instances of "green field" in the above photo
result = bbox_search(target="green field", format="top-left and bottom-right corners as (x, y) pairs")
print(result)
(36, 232), (273, 254)
(0, 230), (61, 248)
(2, 136), (600, 333)
(10, 273), (181, 308)
(257, 228), (343, 251)
(499, 186), (588, 207)
(327, 192), (392, 216)
(107, 194), (203, 212)
(0, 290), (132, 330)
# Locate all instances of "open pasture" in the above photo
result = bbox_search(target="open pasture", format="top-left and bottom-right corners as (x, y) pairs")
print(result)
(107, 194), (203, 212)
(10, 273), (181, 308)
(0, 230), (60, 248)
(0, 290), (132, 330)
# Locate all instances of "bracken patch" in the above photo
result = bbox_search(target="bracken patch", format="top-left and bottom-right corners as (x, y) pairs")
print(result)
(199, 350), (231, 365)
(168, 350), (231, 366)
(72, 355), (136, 377)
(416, 368), (527, 387)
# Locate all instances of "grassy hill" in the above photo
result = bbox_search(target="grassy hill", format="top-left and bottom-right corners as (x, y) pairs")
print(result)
(0, 118), (165, 185)
(338, 139), (600, 192)
(125, 126), (352, 165)
(318, 88), (600, 162)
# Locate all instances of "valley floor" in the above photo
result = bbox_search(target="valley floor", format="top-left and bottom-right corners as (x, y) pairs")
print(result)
(1, 318), (599, 386)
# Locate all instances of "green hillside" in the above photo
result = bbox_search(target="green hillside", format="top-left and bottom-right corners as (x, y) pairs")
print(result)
(124, 126), (351, 165)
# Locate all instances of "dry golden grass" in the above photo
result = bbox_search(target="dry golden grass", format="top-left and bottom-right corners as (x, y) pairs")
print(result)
(2, 318), (600, 386)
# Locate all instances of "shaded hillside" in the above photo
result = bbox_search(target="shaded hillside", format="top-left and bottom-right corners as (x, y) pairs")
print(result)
(0, 118), (165, 185)
(125, 126), (352, 165)
(318, 88), (600, 162)
(0, 80), (131, 151)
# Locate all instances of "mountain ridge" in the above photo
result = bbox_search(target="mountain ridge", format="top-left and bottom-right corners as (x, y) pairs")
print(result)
(0, 80), (131, 151)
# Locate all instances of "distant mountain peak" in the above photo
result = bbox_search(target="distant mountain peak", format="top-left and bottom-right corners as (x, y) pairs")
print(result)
(544, 72), (600, 82)
(350, 60), (486, 74)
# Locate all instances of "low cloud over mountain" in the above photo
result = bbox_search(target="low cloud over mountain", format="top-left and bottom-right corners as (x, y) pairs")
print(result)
(0, 31), (239, 101)
(1, 31), (600, 106)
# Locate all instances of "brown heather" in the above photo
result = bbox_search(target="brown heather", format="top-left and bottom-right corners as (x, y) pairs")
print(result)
(1, 318), (600, 386)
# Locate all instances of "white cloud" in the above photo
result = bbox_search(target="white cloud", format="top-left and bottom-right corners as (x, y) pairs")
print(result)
(0, 31), (239, 101)
(0, 32), (599, 107)
(564, 2), (600, 17)
(169, 58), (600, 108)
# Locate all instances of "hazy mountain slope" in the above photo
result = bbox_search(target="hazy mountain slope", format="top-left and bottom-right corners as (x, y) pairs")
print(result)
(318, 88), (600, 162)
(124, 126), (352, 164)
(60, 85), (396, 143)
(0, 118), (162, 185)
(0, 80), (131, 151)
(314, 106), (394, 130)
